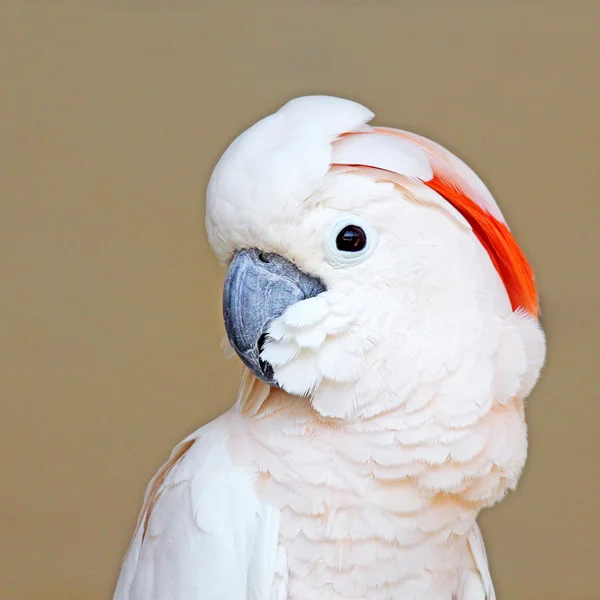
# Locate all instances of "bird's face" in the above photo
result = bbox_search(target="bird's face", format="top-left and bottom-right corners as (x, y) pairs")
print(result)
(214, 169), (508, 419)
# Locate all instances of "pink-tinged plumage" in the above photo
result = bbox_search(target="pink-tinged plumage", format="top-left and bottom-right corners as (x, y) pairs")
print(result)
(332, 128), (539, 318)
(114, 96), (546, 600)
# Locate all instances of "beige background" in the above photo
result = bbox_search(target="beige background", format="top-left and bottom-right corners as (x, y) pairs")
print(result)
(1, 1), (599, 599)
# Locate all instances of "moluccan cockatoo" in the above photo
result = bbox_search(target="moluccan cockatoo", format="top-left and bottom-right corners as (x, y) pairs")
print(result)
(114, 96), (546, 600)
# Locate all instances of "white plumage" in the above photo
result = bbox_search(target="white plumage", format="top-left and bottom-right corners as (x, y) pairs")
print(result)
(114, 96), (546, 600)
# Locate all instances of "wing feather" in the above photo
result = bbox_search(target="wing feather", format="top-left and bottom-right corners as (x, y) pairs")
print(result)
(457, 523), (496, 600)
(113, 413), (282, 600)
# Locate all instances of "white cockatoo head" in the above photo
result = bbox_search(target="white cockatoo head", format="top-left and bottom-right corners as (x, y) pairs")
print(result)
(206, 96), (546, 420)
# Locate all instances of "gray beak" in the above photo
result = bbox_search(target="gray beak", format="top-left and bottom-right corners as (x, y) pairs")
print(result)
(223, 249), (326, 386)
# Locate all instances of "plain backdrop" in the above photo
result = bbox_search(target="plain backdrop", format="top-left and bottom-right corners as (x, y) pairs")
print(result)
(1, 1), (599, 599)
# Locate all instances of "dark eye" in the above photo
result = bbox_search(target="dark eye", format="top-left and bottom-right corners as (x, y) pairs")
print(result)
(336, 225), (367, 252)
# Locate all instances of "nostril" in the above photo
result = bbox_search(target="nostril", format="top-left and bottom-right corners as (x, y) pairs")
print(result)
(258, 252), (270, 263)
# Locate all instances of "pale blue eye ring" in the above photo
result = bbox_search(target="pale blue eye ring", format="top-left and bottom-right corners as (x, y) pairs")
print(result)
(324, 216), (378, 268)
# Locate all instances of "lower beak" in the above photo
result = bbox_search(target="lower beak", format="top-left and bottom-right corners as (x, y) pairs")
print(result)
(222, 249), (326, 386)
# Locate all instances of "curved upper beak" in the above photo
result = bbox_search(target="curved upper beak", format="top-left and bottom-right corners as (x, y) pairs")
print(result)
(222, 249), (326, 386)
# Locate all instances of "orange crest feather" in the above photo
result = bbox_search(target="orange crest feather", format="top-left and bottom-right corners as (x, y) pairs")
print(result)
(425, 173), (539, 317)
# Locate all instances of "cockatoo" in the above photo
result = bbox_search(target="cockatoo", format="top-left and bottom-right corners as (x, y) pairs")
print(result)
(113, 96), (546, 600)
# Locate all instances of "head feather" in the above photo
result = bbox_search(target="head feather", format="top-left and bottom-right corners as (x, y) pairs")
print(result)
(331, 128), (539, 318)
